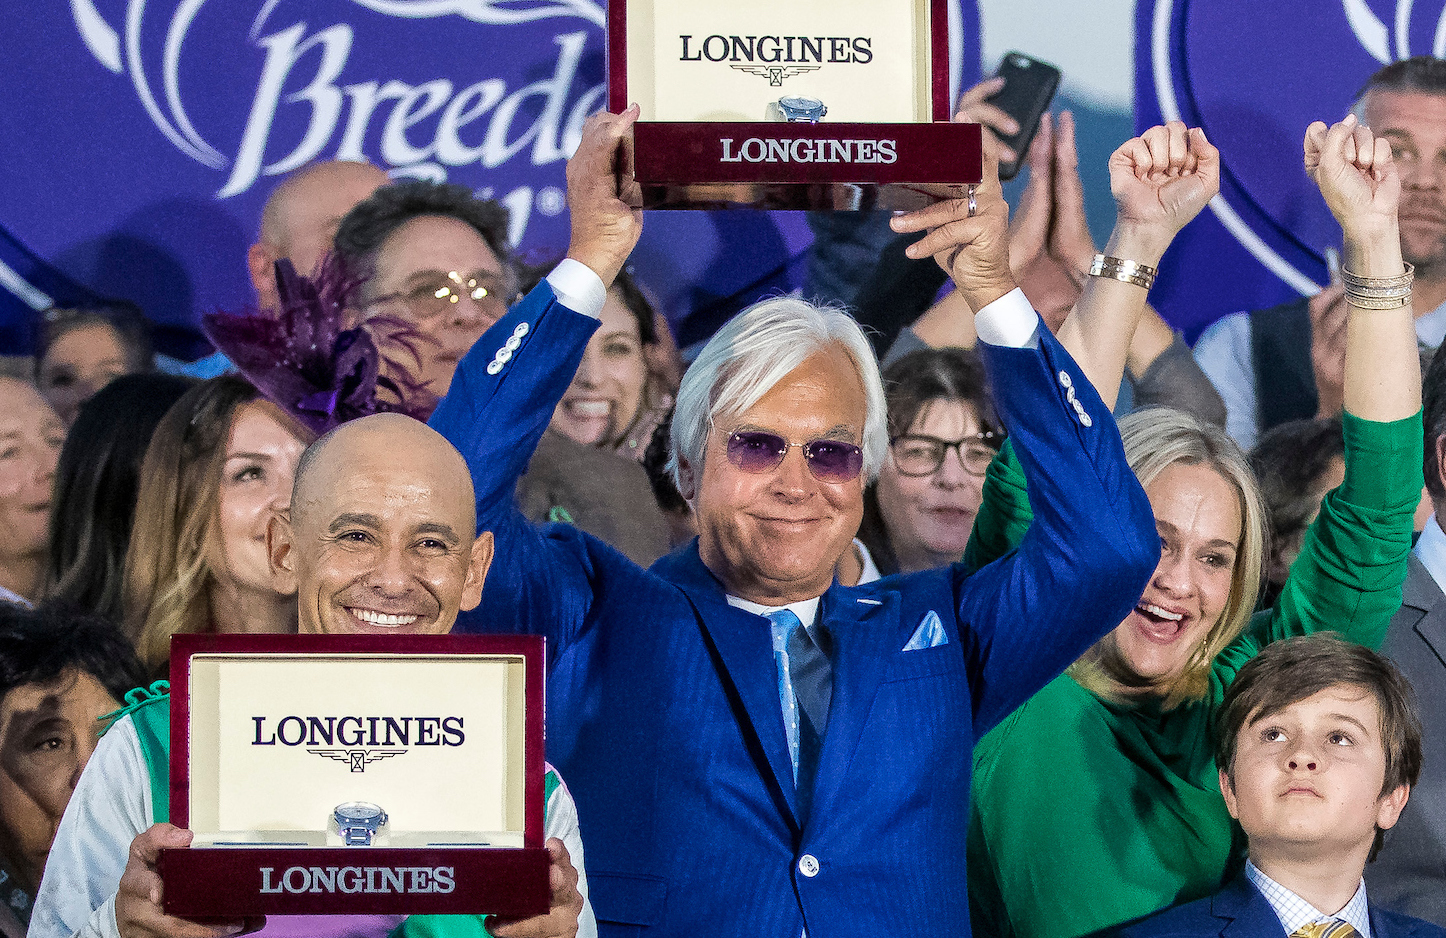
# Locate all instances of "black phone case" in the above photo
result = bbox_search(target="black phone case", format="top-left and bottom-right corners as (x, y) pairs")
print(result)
(985, 52), (1061, 180)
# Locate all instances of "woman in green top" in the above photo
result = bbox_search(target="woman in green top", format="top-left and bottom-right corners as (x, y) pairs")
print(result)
(965, 117), (1424, 938)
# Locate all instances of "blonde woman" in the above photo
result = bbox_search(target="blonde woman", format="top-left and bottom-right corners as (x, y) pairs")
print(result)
(123, 375), (308, 672)
(965, 119), (1423, 937)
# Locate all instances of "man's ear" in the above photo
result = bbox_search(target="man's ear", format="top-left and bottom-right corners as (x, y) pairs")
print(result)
(266, 512), (299, 597)
(1218, 767), (1240, 820)
(1377, 783), (1411, 832)
(460, 531), (494, 612)
(1434, 435), (1446, 496)
(247, 242), (281, 310)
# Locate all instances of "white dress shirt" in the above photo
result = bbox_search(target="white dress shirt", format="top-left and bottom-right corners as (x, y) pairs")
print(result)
(1414, 513), (1446, 596)
(1246, 860), (1373, 938)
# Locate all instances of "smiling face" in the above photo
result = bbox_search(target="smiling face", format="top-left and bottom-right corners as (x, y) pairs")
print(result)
(1222, 684), (1409, 866)
(0, 379), (63, 583)
(360, 215), (509, 397)
(0, 670), (118, 890)
(37, 322), (131, 426)
(1108, 461), (1243, 688)
(551, 288), (649, 448)
(272, 415), (492, 636)
(1365, 89), (1446, 271)
(874, 398), (989, 572)
(206, 401), (308, 608)
(688, 347), (867, 605)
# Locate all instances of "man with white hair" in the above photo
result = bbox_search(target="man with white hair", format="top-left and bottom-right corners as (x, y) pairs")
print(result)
(431, 108), (1159, 936)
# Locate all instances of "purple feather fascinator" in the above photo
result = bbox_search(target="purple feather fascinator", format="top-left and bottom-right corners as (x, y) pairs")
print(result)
(202, 257), (437, 436)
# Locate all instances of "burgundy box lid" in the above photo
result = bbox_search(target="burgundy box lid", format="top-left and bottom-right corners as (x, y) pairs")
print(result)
(162, 633), (549, 917)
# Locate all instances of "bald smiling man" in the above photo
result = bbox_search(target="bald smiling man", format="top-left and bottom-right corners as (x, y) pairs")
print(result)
(31, 416), (594, 938)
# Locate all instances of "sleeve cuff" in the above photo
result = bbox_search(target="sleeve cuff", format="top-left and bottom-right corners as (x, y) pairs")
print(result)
(546, 259), (608, 319)
(974, 288), (1040, 349)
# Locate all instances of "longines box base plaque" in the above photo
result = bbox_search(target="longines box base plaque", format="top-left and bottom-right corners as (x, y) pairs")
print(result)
(160, 634), (548, 917)
(609, 0), (982, 210)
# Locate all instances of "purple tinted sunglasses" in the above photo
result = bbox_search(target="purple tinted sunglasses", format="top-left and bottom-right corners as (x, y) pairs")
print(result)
(723, 429), (864, 483)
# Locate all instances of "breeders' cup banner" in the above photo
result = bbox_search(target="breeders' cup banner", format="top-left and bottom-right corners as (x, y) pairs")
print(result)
(1, 2), (979, 357)
(1137, 0), (1441, 337)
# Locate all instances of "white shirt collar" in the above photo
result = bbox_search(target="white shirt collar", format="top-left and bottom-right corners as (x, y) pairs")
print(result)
(0, 585), (31, 609)
(1413, 514), (1446, 595)
(727, 594), (820, 627)
(1245, 860), (1372, 938)
(1416, 297), (1446, 348)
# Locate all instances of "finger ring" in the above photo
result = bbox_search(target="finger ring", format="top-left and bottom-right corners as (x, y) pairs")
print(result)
(966, 184), (979, 217)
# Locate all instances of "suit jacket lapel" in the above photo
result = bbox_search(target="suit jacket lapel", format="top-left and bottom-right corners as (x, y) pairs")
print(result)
(1404, 557), (1446, 666)
(807, 588), (893, 827)
(1214, 873), (1285, 938)
(1370, 902), (1423, 938)
(659, 544), (802, 827)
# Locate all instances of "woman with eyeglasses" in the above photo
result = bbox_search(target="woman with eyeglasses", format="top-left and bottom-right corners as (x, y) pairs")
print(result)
(846, 347), (1001, 583)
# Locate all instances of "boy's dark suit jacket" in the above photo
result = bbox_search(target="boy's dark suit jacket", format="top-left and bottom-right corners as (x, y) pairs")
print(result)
(1116, 873), (1446, 938)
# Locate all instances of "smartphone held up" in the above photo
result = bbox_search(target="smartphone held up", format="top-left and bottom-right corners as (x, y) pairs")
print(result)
(984, 52), (1061, 180)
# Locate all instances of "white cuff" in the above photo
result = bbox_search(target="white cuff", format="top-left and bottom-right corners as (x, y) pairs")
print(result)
(974, 288), (1040, 349)
(546, 259), (608, 320)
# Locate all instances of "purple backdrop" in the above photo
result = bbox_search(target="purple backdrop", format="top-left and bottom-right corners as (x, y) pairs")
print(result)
(1, 1), (980, 356)
(1136, 0), (1446, 337)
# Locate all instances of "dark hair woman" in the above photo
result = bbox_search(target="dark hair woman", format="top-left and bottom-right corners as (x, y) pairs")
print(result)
(42, 374), (195, 622)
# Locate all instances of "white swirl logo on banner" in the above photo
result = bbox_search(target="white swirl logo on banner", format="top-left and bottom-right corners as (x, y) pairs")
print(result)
(1139, 0), (1446, 331)
(64, 0), (605, 245)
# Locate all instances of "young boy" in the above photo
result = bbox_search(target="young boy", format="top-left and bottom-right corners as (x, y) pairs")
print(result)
(1118, 634), (1446, 938)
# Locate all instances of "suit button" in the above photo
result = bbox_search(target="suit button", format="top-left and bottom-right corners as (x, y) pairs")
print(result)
(798, 854), (820, 877)
(513, 322), (530, 338)
(504, 334), (522, 352)
(486, 360), (504, 376)
(496, 347), (513, 364)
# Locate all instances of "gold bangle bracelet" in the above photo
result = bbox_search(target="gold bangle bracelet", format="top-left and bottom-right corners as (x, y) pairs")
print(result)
(1344, 291), (1411, 310)
(1339, 261), (1414, 290)
(1088, 253), (1158, 290)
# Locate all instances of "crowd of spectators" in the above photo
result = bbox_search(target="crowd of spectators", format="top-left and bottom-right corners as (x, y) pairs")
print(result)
(3, 51), (1446, 938)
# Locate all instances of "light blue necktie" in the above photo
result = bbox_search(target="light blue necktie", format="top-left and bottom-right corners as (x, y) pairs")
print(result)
(766, 609), (831, 818)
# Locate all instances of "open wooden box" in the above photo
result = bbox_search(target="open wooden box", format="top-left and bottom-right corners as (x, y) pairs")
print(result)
(158, 634), (549, 917)
(610, 0), (982, 209)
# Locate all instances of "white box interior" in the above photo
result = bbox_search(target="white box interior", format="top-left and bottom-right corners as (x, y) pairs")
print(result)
(628, 0), (932, 123)
(187, 653), (527, 848)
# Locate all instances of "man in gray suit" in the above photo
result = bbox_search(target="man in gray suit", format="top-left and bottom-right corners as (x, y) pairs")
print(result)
(1369, 345), (1446, 924)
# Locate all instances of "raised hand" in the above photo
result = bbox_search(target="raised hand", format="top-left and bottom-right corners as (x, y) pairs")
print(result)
(1308, 282), (1348, 418)
(1009, 112), (1053, 279)
(1304, 114), (1399, 241)
(565, 106), (645, 289)
(1107, 121), (1219, 261)
(954, 76), (1022, 165)
(1048, 110), (1099, 271)
(891, 143), (1015, 312)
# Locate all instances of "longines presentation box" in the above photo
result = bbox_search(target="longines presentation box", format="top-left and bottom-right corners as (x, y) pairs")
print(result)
(158, 634), (549, 917)
(609, 0), (982, 209)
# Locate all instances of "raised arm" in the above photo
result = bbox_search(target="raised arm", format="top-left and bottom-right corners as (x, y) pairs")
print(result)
(1257, 115), (1423, 653)
(891, 145), (1159, 733)
(429, 109), (644, 643)
(1054, 121), (1219, 405)
(962, 122), (1221, 574)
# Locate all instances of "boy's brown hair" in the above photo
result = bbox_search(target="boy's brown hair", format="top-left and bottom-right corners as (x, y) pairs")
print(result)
(1216, 634), (1422, 856)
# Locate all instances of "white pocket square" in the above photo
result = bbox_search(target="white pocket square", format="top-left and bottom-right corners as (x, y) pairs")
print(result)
(903, 611), (949, 651)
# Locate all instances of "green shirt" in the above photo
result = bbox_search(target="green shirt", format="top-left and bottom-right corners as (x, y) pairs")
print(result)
(965, 410), (1422, 938)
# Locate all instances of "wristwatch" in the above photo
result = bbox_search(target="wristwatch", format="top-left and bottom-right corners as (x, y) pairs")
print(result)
(333, 801), (388, 846)
(777, 95), (827, 123)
